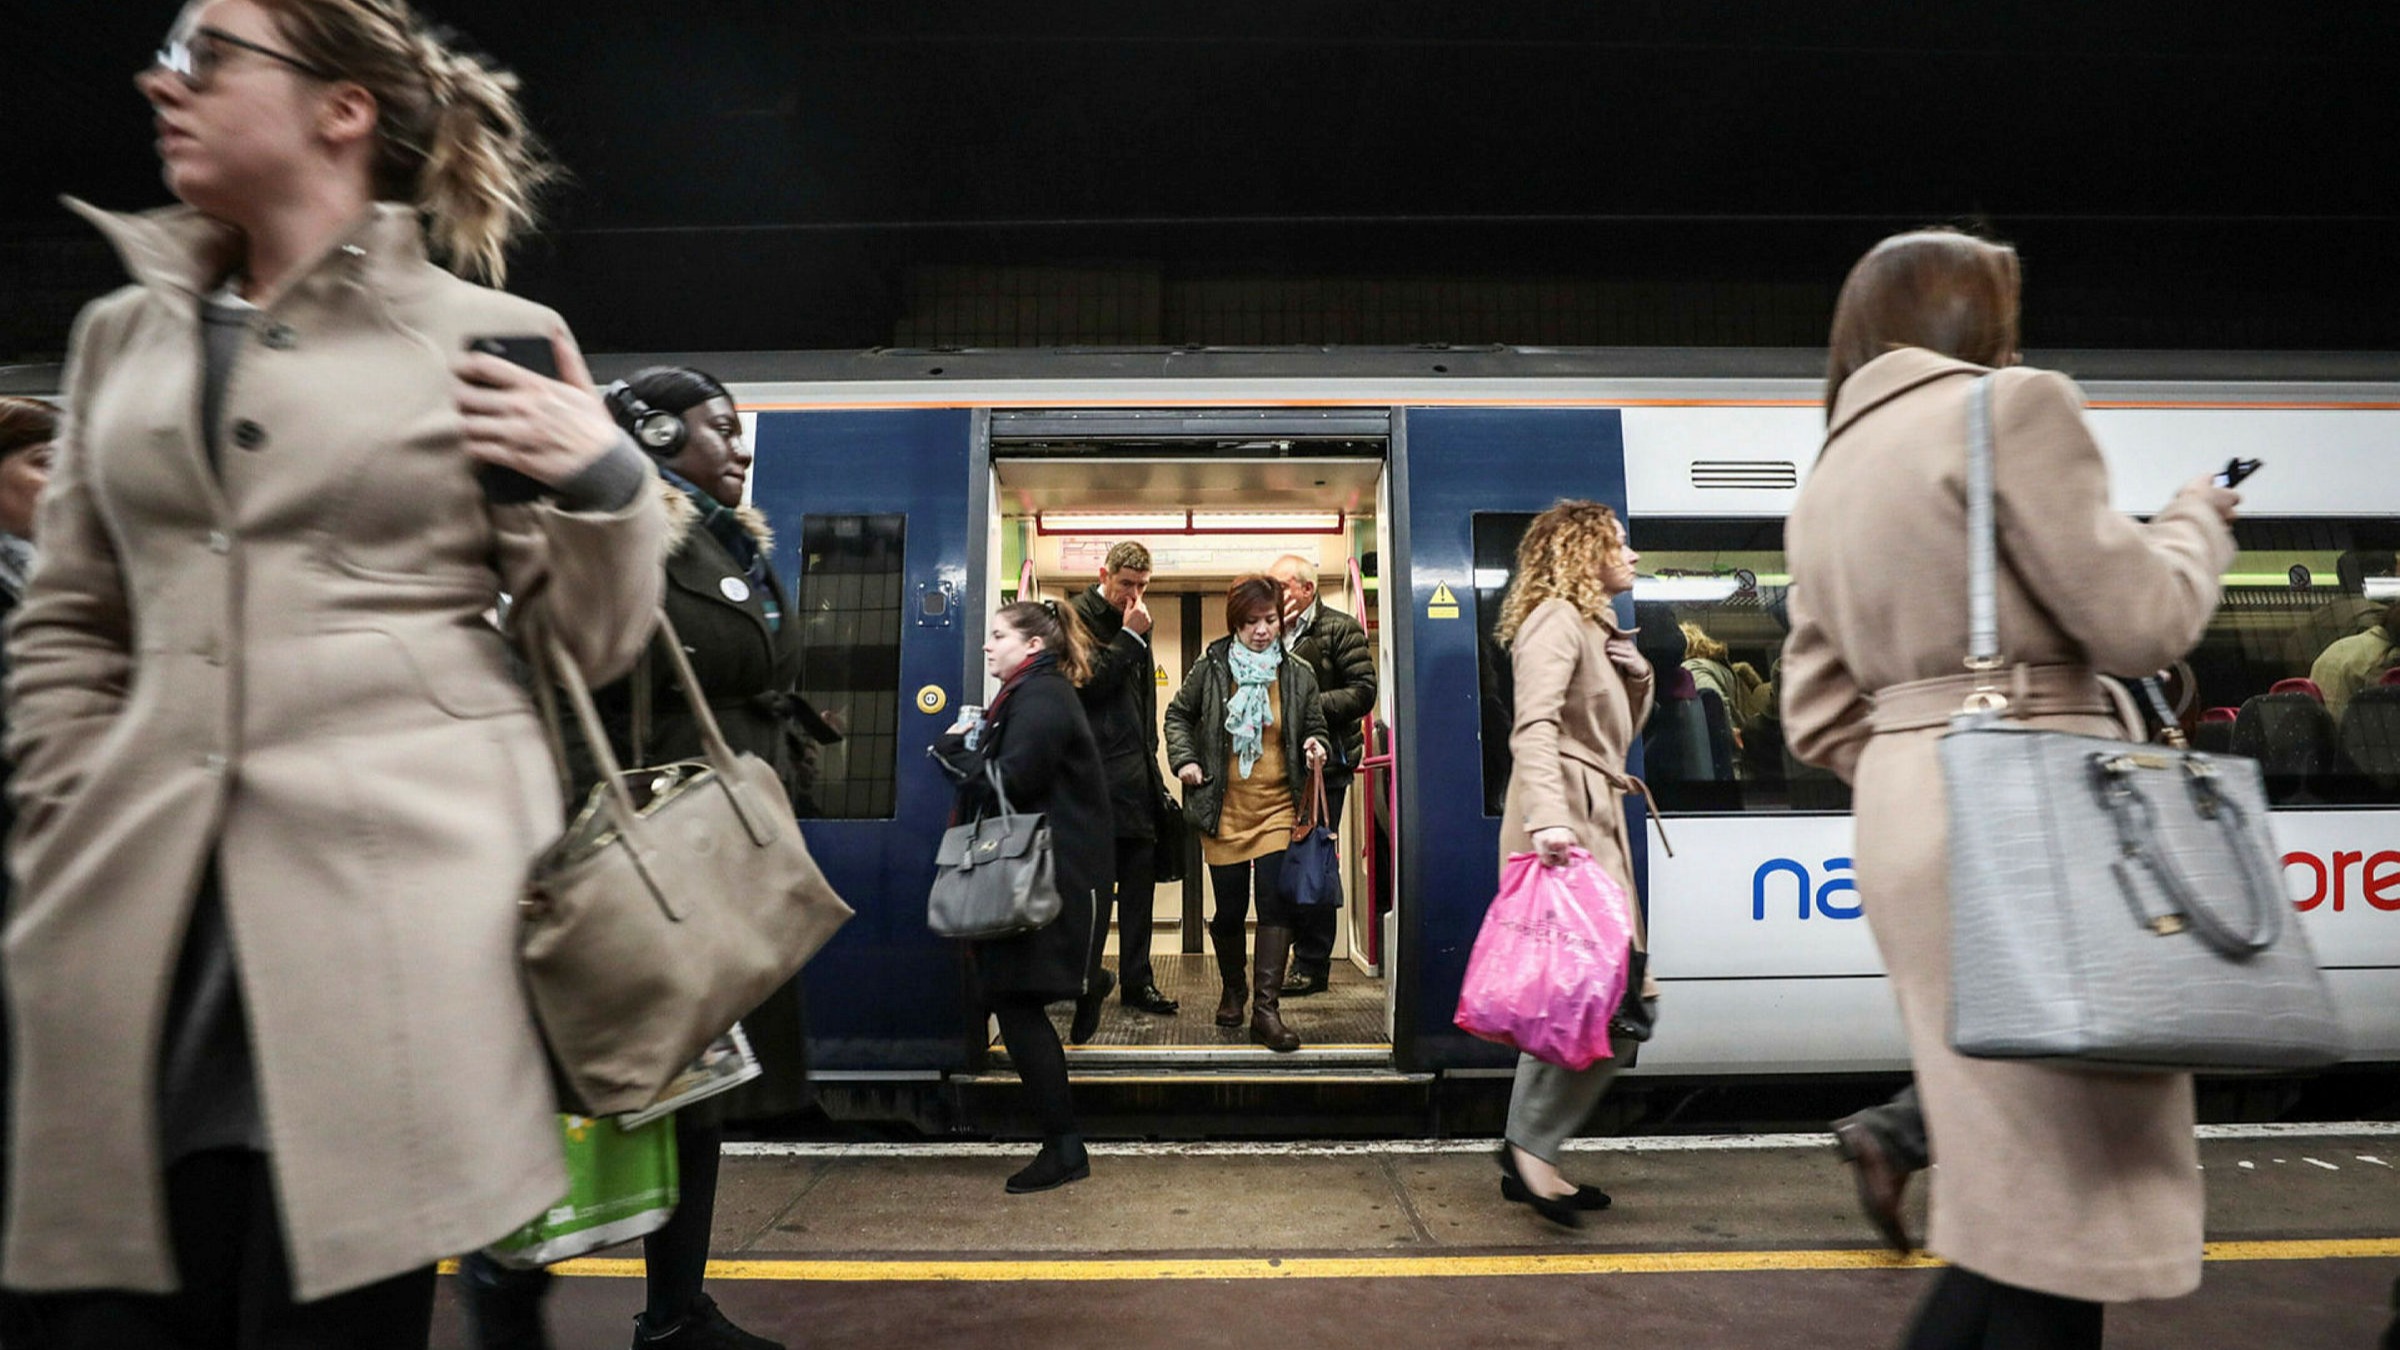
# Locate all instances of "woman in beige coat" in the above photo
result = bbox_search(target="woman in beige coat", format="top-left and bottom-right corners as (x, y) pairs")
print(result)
(1491, 501), (1664, 1228)
(1782, 230), (2237, 1347)
(7, 3), (666, 1344)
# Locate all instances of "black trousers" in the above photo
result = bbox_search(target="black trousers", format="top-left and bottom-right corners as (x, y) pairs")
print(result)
(993, 997), (1076, 1140)
(1096, 834), (1161, 993)
(25, 1148), (436, 1350)
(1290, 774), (1350, 978)
(1901, 1267), (2102, 1350)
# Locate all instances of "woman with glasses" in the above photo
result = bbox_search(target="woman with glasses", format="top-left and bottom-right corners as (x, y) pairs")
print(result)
(6, 3), (667, 1346)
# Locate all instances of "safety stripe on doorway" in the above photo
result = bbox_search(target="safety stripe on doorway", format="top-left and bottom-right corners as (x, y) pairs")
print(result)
(438, 1238), (2400, 1283)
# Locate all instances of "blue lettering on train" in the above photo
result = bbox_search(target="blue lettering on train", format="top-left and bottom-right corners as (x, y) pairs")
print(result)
(1751, 857), (1862, 920)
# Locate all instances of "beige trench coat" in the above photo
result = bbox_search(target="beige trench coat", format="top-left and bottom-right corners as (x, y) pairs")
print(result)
(3, 201), (667, 1300)
(1781, 347), (2234, 1302)
(1498, 598), (1661, 996)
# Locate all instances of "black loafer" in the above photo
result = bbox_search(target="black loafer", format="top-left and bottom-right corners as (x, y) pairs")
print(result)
(1494, 1142), (1581, 1229)
(630, 1293), (784, 1349)
(1833, 1121), (1914, 1254)
(1121, 982), (1180, 1015)
(1280, 970), (1330, 997)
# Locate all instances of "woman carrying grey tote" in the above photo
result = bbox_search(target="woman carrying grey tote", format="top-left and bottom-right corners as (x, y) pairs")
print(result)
(1781, 229), (2238, 1349)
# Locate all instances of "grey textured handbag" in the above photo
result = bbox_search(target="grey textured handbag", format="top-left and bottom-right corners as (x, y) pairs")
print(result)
(1940, 375), (2346, 1072)
(928, 760), (1064, 940)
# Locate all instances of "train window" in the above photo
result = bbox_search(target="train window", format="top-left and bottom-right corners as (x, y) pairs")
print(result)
(1473, 514), (1532, 816)
(1616, 519), (1847, 814)
(1475, 514), (1851, 817)
(2182, 519), (2400, 808)
(795, 514), (907, 819)
(1476, 513), (2400, 815)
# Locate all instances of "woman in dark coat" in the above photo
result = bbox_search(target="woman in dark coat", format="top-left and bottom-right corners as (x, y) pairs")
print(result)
(933, 598), (1113, 1192)
(1163, 577), (1330, 1051)
(463, 365), (813, 1350)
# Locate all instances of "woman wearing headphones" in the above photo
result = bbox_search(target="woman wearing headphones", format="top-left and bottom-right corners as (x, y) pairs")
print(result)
(460, 365), (812, 1350)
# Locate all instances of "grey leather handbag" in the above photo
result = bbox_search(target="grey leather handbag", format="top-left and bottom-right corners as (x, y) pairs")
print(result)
(1940, 375), (2346, 1072)
(928, 760), (1064, 940)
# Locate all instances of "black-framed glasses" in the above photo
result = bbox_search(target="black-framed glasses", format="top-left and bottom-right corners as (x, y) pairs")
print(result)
(154, 25), (336, 89)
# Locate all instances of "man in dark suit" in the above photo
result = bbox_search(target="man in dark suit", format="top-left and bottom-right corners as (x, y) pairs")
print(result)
(1070, 542), (1181, 1031)
(1269, 554), (1377, 996)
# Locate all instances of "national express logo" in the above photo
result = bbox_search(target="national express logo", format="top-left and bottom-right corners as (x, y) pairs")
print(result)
(1749, 848), (2400, 919)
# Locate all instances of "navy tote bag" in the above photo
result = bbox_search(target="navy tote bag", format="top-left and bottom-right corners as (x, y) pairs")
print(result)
(1281, 765), (1343, 907)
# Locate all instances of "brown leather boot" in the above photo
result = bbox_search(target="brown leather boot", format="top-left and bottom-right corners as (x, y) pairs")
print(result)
(1212, 918), (1248, 1027)
(1249, 925), (1302, 1052)
(1214, 978), (1247, 1028)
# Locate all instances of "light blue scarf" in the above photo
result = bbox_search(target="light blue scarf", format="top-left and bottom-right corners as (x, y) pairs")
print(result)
(1224, 641), (1283, 779)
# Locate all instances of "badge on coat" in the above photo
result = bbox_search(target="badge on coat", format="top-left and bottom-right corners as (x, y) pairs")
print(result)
(719, 577), (752, 603)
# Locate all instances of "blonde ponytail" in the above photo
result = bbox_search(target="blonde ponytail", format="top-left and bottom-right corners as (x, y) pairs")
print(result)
(263, 1), (559, 284)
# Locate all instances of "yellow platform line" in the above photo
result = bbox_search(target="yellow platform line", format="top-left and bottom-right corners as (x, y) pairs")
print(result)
(441, 1238), (2400, 1283)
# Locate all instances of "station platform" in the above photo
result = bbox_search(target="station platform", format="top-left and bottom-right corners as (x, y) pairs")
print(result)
(433, 1124), (2400, 1348)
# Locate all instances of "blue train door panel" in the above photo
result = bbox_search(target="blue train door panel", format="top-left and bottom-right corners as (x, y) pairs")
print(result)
(749, 409), (977, 1071)
(1393, 408), (1632, 1070)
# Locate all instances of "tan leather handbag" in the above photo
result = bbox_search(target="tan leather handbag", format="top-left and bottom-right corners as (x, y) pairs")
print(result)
(521, 612), (853, 1115)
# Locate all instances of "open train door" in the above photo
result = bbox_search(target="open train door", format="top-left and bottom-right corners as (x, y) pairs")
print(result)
(748, 408), (984, 1073)
(1391, 408), (1632, 1071)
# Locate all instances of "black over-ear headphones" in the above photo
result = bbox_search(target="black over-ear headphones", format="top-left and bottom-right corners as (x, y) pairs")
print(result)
(601, 381), (689, 458)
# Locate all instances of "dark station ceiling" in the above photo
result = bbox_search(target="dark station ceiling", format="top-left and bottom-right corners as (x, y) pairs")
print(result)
(5, 2), (2397, 359)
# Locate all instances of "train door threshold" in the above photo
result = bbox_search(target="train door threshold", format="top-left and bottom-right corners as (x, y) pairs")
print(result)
(959, 1060), (1429, 1084)
(983, 953), (1395, 1074)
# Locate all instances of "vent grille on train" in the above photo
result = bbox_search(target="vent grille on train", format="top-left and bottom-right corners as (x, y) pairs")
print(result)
(1690, 460), (1799, 490)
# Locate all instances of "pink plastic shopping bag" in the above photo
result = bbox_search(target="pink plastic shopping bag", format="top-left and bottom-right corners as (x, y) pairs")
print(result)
(1453, 848), (1635, 1070)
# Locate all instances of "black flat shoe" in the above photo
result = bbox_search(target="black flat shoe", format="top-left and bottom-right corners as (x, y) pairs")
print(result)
(1495, 1142), (1582, 1229)
(1006, 1138), (1092, 1194)
(1070, 970), (1117, 1044)
(1501, 1175), (1611, 1211)
(1121, 982), (1180, 1015)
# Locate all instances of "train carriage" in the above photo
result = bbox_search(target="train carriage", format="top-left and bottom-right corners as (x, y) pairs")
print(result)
(9, 345), (2395, 1108)
(656, 346), (2400, 1088)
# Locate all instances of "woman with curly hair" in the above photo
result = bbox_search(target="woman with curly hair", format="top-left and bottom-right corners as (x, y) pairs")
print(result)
(1490, 500), (1659, 1227)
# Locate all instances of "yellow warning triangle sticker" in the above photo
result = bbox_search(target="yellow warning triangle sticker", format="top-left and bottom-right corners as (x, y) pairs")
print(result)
(1429, 582), (1458, 606)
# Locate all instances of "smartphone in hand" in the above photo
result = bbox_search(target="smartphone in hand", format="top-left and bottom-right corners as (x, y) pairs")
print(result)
(464, 335), (558, 503)
(2214, 457), (2263, 489)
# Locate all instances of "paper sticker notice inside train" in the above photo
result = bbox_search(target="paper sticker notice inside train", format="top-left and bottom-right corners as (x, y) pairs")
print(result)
(1427, 583), (1459, 619)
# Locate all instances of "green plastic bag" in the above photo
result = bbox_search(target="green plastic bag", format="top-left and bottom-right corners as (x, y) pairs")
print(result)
(483, 1113), (679, 1268)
